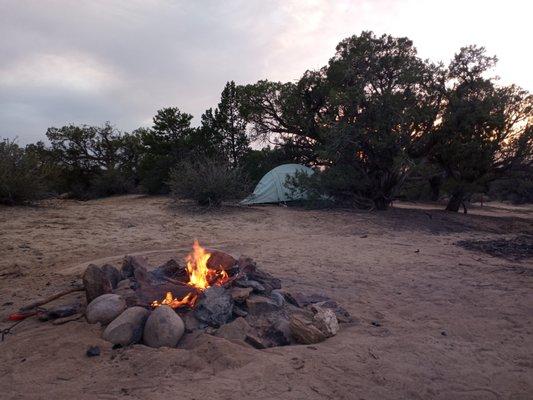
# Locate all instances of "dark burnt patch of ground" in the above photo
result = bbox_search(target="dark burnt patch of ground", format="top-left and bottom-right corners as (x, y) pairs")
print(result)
(456, 235), (533, 261)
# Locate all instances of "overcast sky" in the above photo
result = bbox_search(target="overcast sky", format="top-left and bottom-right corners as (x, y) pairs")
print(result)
(1, 0), (531, 144)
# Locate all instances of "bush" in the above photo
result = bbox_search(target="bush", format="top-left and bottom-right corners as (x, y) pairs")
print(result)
(0, 139), (46, 205)
(90, 170), (136, 198)
(287, 167), (375, 209)
(489, 172), (533, 204)
(168, 159), (249, 207)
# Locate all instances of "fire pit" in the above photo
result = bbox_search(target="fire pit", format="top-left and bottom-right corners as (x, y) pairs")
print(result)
(81, 241), (351, 349)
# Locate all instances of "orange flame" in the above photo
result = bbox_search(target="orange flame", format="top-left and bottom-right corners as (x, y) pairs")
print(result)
(151, 240), (230, 309)
(151, 292), (197, 309)
(186, 240), (214, 289)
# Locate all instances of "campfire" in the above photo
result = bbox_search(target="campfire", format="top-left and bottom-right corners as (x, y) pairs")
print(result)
(151, 241), (229, 309)
(9, 241), (351, 349)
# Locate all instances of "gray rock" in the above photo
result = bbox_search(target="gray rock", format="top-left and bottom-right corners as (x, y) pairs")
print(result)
(86, 294), (127, 325)
(270, 290), (285, 307)
(285, 292), (331, 308)
(151, 259), (187, 282)
(246, 295), (279, 315)
(112, 286), (139, 307)
(101, 264), (122, 289)
(83, 264), (112, 303)
(233, 306), (248, 318)
(236, 279), (265, 293)
(86, 346), (100, 357)
(116, 279), (133, 290)
(215, 317), (251, 341)
(102, 306), (150, 346)
(194, 286), (233, 327)
(183, 313), (206, 333)
(121, 255), (151, 281)
(246, 268), (281, 293)
(230, 287), (253, 303)
(143, 305), (185, 348)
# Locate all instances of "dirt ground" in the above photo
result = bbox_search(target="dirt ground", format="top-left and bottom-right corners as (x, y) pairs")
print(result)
(0, 195), (532, 400)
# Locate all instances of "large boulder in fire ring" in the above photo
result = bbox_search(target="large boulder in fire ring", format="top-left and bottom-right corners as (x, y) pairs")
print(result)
(102, 306), (150, 346)
(143, 305), (185, 348)
(86, 294), (127, 325)
(194, 286), (233, 327)
(83, 264), (112, 303)
(101, 264), (122, 289)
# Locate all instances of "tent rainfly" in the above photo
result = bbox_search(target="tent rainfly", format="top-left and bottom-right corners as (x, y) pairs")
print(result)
(241, 164), (314, 205)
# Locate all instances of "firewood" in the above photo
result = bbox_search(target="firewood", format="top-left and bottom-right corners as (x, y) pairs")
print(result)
(19, 286), (84, 311)
(52, 313), (83, 325)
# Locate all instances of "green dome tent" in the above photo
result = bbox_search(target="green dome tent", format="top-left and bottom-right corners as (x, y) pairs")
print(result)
(241, 164), (314, 205)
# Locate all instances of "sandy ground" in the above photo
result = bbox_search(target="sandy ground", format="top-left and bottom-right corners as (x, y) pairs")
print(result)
(0, 195), (532, 400)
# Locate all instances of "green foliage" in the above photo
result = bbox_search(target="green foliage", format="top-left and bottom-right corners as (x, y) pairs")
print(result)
(5, 31), (531, 209)
(429, 46), (532, 211)
(45, 123), (141, 198)
(241, 33), (532, 210)
(138, 108), (195, 194)
(241, 31), (444, 209)
(489, 170), (533, 204)
(200, 81), (250, 167)
(239, 73), (326, 164)
(397, 162), (445, 201)
(0, 139), (46, 205)
(139, 105), (235, 194)
(168, 159), (249, 207)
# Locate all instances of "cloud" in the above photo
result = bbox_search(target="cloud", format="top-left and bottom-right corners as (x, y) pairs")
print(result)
(0, 52), (121, 92)
(0, 0), (531, 143)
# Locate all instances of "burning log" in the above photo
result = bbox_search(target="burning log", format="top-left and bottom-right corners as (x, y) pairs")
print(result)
(134, 281), (198, 308)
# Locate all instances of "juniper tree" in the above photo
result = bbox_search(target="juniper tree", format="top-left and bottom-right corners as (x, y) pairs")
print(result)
(429, 46), (532, 212)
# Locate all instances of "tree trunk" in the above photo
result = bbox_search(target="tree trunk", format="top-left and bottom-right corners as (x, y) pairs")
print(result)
(429, 175), (441, 201)
(374, 197), (390, 211)
(445, 189), (464, 212)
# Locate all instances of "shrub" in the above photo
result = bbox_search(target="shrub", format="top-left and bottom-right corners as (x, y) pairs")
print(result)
(0, 139), (46, 205)
(489, 172), (533, 204)
(168, 159), (249, 207)
(89, 169), (136, 198)
(287, 167), (375, 209)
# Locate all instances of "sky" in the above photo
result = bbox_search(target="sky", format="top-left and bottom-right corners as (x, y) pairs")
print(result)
(1, 0), (531, 144)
